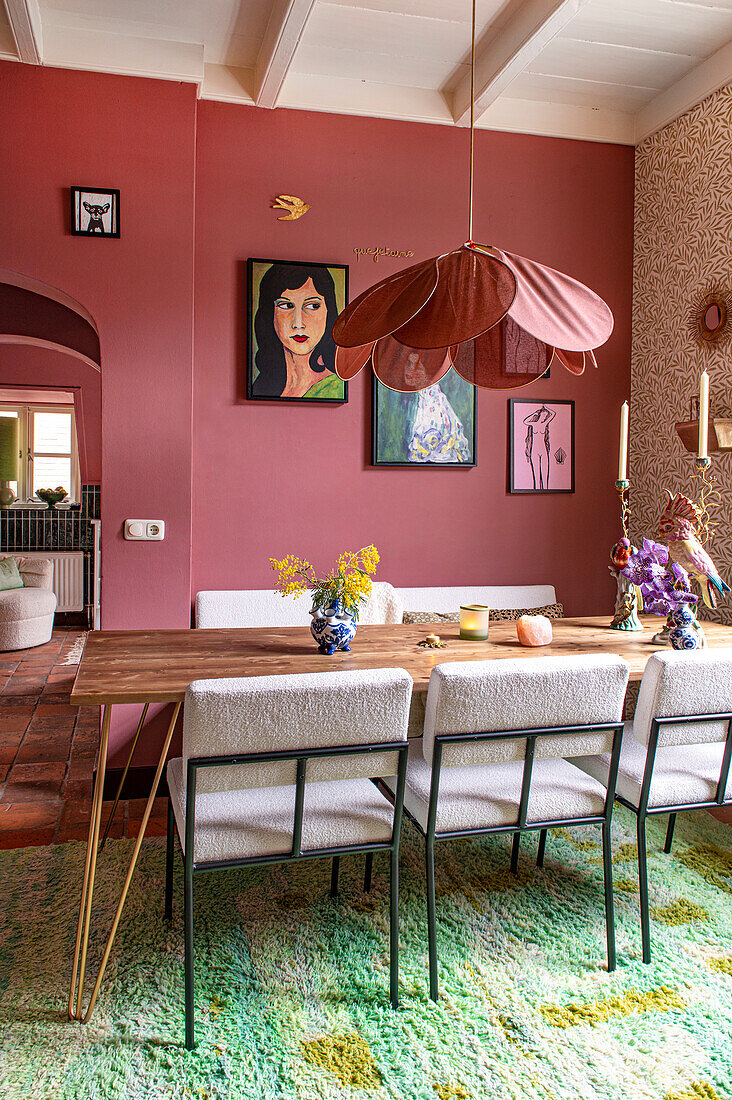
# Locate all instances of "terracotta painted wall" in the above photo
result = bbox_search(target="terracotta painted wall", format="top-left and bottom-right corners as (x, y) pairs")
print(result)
(193, 101), (634, 616)
(632, 84), (732, 625)
(0, 344), (101, 481)
(0, 61), (634, 765)
(0, 61), (197, 763)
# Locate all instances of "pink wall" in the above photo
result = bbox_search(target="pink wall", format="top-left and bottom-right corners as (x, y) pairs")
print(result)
(0, 62), (634, 765)
(0, 61), (196, 762)
(193, 102), (634, 616)
(0, 344), (101, 481)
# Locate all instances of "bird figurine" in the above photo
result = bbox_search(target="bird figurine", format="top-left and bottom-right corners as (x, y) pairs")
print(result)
(608, 537), (642, 630)
(272, 194), (310, 221)
(658, 490), (730, 609)
(610, 537), (632, 572)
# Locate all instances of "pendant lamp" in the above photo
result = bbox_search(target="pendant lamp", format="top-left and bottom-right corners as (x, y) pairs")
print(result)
(333, 3), (613, 394)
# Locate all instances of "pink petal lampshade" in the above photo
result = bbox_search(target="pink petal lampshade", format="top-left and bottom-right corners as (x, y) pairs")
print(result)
(333, 242), (613, 392)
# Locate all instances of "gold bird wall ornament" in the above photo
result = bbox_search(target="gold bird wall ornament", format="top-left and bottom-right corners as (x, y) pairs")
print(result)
(272, 195), (310, 221)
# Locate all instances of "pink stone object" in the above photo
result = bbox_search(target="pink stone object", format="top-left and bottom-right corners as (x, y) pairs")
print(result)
(516, 614), (553, 646)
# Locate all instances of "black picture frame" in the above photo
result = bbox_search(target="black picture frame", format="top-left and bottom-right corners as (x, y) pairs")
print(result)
(70, 187), (120, 238)
(246, 257), (348, 404)
(372, 369), (477, 467)
(508, 398), (575, 493)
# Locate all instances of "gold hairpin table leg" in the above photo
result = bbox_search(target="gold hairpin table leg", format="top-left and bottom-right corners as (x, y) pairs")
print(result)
(74, 702), (182, 1024)
(99, 703), (149, 851)
(68, 703), (111, 1020)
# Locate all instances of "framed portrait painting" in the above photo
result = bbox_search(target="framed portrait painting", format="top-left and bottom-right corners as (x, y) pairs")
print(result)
(70, 187), (120, 237)
(509, 398), (574, 493)
(372, 368), (476, 466)
(247, 258), (348, 403)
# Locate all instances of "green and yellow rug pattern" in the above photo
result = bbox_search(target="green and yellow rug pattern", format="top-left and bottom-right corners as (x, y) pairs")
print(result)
(1, 808), (731, 1099)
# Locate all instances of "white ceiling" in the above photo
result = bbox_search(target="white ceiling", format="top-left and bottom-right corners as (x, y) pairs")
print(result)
(3, 0), (732, 144)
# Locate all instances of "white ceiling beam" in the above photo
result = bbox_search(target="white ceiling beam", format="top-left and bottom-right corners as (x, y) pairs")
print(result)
(451, 0), (592, 126)
(42, 23), (203, 87)
(481, 95), (635, 146)
(202, 64), (256, 106)
(275, 69), (632, 145)
(279, 69), (454, 126)
(3, 0), (43, 64)
(635, 36), (732, 142)
(255, 0), (316, 109)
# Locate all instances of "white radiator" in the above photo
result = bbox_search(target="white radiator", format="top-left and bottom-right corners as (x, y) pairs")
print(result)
(20, 551), (85, 612)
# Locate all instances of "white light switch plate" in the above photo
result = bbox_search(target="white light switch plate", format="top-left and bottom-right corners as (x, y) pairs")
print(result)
(124, 519), (165, 541)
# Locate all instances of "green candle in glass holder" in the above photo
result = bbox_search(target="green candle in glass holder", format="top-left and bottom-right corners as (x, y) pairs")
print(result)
(460, 604), (490, 640)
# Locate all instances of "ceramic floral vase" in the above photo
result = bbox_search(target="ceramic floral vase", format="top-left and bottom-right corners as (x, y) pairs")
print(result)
(310, 598), (357, 655)
(669, 604), (707, 650)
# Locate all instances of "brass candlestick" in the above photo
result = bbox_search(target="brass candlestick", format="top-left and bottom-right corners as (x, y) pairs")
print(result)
(610, 479), (642, 631)
(692, 454), (719, 547)
(615, 478), (631, 538)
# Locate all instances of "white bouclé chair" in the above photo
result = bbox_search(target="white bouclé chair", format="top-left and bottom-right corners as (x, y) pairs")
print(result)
(571, 649), (732, 963)
(0, 556), (56, 650)
(165, 666), (412, 1049)
(195, 581), (404, 628)
(382, 654), (629, 999)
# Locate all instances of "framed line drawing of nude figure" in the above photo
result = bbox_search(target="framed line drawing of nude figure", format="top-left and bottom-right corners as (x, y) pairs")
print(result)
(508, 399), (574, 493)
(247, 258), (348, 403)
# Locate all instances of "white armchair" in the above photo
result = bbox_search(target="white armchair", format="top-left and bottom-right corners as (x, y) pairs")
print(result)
(382, 654), (629, 999)
(0, 556), (56, 650)
(572, 649), (732, 963)
(165, 666), (412, 1048)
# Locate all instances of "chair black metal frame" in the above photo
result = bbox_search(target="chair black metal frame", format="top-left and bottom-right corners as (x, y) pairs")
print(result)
(400, 721), (624, 1001)
(611, 711), (732, 964)
(166, 738), (409, 1050)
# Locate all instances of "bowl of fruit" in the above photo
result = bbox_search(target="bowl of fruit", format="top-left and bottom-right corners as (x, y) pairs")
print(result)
(36, 487), (68, 510)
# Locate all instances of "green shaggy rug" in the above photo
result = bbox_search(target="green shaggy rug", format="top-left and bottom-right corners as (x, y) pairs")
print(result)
(1, 809), (731, 1100)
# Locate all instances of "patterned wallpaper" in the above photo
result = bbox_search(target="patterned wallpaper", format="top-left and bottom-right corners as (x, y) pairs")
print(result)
(632, 84), (732, 625)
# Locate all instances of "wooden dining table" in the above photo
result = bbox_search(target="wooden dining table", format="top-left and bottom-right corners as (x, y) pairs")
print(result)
(67, 615), (732, 1023)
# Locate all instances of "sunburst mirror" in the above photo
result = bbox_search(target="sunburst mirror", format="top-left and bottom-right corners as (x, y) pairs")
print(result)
(688, 283), (732, 348)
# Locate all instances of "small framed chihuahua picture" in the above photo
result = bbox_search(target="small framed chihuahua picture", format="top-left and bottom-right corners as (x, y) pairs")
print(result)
(70, 187), (120, 238)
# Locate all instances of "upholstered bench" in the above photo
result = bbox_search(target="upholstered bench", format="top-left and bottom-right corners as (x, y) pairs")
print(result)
(395, 584), (561, 623)
(0, 556), (56, 650)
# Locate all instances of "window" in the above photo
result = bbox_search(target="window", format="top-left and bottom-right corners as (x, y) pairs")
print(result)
(0, 404), (80, 503)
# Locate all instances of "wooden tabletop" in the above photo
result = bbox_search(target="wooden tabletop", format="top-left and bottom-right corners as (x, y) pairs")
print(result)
(70, 616), (732, 706)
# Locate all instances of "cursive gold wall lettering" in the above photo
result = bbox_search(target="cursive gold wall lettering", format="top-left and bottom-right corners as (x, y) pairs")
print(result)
(354, 246), (414, 263)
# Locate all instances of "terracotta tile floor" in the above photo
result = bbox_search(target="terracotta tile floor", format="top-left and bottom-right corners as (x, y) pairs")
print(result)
(0, 630), (168, 849)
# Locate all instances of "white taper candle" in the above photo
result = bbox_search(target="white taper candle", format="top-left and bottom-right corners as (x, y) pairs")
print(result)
(618, 401), (629, 481)
(698, 370), (709, 460)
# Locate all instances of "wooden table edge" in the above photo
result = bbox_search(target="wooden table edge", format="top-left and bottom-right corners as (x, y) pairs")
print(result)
(69, 617), (732, 706)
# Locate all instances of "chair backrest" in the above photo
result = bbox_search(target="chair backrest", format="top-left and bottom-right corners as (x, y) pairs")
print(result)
(195, 581), (402, 628)
(183, 667), (413, 793)
(423, 654), (629, 767)
(357, 582), (403, 624)
(195, 589), (310, 628)
(633, 649), (732, 748)
(396, 584), (557, 615)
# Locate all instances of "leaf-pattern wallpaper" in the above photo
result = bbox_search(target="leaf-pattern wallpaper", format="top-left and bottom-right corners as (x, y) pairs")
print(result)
(632, 83), (732, 624)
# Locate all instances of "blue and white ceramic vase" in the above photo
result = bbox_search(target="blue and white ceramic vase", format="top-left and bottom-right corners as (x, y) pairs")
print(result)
(310, 598), (357, 655)
(669, 604), (707, 650)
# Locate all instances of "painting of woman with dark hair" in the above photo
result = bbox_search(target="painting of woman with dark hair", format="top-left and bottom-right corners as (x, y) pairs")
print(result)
(247, 259), (348, 402)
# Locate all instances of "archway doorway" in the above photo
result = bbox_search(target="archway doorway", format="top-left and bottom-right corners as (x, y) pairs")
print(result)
(0, 269), (101, 628)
